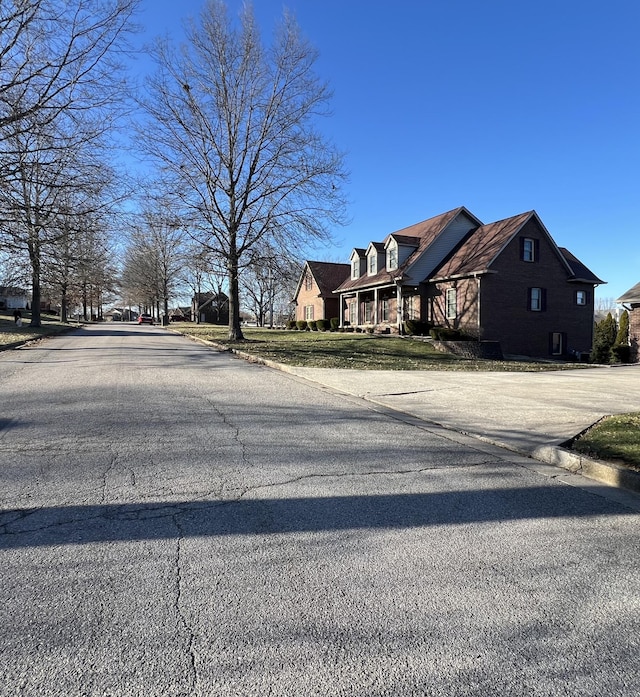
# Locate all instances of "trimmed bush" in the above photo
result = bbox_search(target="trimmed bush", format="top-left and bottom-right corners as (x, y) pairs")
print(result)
(612, 344), (632, 363)
(330, 317), (340, 331)
(430, 326), (473, 341)
(286, 320), (297, 330)
(316, 319), (329, 331)
(296, 320), (308, 331)
(404, 320), (431, 336)
(308, 320), (317, 331)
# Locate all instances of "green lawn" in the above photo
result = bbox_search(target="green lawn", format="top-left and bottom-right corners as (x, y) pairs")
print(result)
(0, 310), (76, 348)
(171, 323), (591, 372)
(571, 413), (640, 471)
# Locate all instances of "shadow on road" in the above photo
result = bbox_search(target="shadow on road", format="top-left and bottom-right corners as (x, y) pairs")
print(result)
(1, 486), (632, 550)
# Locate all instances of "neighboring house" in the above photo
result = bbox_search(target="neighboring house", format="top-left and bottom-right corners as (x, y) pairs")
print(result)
(293, 261), (350, 323)
(192, 292), (229, 324)
(0, 286), (28, 310)
(332, 206), (604, 359)
(617, 282), (640, 362)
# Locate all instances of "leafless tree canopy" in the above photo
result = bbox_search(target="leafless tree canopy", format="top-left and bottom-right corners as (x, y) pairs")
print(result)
(0, 0), (138, 325)
(139, 0), (347, 339)
(0, 0), (138, 136)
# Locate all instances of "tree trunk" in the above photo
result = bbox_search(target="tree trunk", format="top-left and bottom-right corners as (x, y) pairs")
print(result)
(60, 286), (68, 323)
(227, 245), (244, 341)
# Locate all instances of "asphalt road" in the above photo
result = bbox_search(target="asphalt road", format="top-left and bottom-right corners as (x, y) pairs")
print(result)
(0, 324), (639, 696)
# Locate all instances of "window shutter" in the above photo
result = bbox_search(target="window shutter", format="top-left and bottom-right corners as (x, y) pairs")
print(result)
(534, 239), (540, 262)
(541, 288), (547, 311)
(526, 288), (532, 311)
(520, 238), (525, 260)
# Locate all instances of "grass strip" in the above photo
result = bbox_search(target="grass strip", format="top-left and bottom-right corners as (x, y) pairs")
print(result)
(571, 413), (640, 470)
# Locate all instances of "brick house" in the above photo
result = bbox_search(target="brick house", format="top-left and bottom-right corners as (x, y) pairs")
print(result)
(191, 292), (229, 324)
(0, 286), (28, 310)
(333, 207), (604, 359)
(293, 261), (349, 323)
(617, 282), (640, 362)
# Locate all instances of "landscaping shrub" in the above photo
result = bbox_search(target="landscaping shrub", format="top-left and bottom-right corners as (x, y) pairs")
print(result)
(612, 344), (632, 363)
(296, 320), (308, 331)
(330, 317), (340, 331)
(286, 320), (297, 330)
(404, 320), (431, 336)
(316, 319), (329, 331)
(611, 310), (631, 363)
(308, 320), (317, 331)
(430, 326), (474, 341)
(592, 313), (617, 363)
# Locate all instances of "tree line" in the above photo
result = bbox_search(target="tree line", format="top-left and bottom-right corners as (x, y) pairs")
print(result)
(0, 0), (346, 336)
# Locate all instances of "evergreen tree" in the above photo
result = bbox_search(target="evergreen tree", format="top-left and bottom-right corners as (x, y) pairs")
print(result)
(592, 312), (617, 364)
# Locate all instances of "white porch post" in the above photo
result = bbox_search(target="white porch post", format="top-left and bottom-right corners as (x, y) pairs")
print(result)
(374, 287), (379, 325)
(396, 284), (403, 333)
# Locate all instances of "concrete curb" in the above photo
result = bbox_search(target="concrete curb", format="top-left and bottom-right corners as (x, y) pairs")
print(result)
(532, 444), (640, 494)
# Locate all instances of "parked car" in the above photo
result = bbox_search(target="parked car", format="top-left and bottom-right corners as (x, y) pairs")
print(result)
(137, 314), (154, 325)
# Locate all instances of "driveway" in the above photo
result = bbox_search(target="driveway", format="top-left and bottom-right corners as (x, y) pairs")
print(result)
(283, 365), (640, 454)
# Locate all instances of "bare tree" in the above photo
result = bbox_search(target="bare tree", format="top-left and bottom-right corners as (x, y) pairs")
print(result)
(242, 250), (301, 327)
(121, 211), (186, 321)
(181, 243), (227, 323)
(0, 0), (138, 138)
(0, 0), (138, 326)
(139, 0), (347, 340)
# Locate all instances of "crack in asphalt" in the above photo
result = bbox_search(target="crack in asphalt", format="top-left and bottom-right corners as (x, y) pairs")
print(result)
(172, 511), (198, 694)
(0, 460), (503, 537)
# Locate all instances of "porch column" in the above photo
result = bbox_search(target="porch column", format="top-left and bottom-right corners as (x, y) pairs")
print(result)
(374, 287), (379, 325)
(396, 284), (403, 333)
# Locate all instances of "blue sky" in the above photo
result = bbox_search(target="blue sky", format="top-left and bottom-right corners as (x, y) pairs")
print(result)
(134, 0), (639, 304)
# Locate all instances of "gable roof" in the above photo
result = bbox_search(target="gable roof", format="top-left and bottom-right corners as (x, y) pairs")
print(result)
(297, 261), (350, 299)
(431, 211), (604, 286)
(618, 282), (640, 303)
(431, 211), (533, 280)
(335, 207), (480, 293)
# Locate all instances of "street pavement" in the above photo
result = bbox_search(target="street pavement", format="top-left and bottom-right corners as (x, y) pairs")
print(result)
(0, 324), (639, 696)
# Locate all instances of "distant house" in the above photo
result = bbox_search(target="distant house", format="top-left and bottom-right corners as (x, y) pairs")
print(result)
(192, 292), (229, 324)
(617, 282), (640, 362)
(292, 261), (350, 323)
(330, 206), (604, 359)
(0, 286), (28, 310)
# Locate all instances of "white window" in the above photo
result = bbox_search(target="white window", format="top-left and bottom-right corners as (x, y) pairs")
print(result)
(530, 287), (542, 311)
(351, 260), (359, 280)
(381, 298), (390, 322)
(576, 290), (587, 305)
(387, 246), (398, 271)
(304, 274), (313, 291)
(368, 254), (376, 275)
(304, 305), (314, 321)
(404, 296), (419, 321)
(445, 288), (457, 320)
(348, 300), (356, 325)
(523, 238), (536, 262)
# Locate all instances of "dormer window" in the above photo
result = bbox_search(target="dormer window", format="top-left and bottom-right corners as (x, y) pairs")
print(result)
(387, 246), (398, 271)
(368, 254), (376, 275)
(351, 259), (359, 280)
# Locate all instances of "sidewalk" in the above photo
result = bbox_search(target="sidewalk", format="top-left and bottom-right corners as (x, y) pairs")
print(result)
(278, 363), (640, 493)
